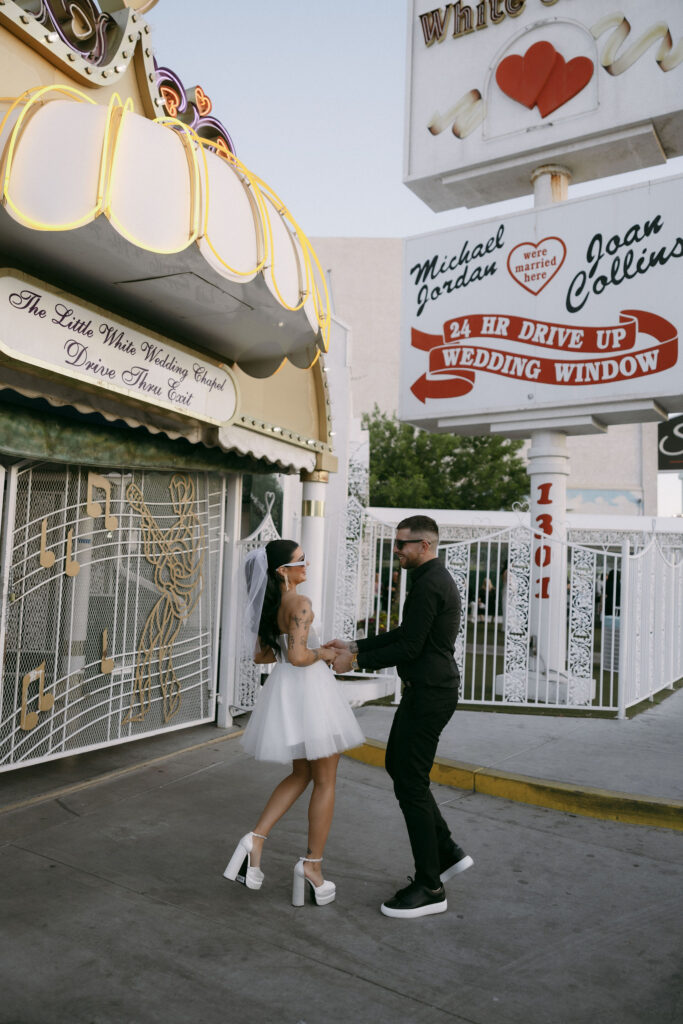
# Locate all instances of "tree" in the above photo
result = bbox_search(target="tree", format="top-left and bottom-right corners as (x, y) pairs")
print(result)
(361, 406), (528, 511)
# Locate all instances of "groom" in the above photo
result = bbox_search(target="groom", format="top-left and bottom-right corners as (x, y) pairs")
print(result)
(329, 514), (473, 919)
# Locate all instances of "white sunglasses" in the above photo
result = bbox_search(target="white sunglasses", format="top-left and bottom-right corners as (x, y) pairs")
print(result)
(281, 553), (306, 568)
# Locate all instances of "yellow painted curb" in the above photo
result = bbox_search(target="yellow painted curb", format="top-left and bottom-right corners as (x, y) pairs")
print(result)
(344, 739), (683, 832)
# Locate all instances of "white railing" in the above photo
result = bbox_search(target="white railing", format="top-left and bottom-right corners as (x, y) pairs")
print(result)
(619, 537), (683, 714)
(350, 510), (683, 715)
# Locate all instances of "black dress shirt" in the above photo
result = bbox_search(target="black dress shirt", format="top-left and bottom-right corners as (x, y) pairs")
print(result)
(357, 557), (460, 688)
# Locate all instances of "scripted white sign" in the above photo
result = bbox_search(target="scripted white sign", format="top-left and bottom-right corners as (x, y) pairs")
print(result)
(406, 0), (683, 208)
(0, 274), (237, 424)
(399, 174), (683, 434)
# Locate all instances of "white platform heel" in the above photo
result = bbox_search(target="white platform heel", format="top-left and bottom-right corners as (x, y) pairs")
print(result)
(223, 832), (267, 889)
(292, 856), (336, 907)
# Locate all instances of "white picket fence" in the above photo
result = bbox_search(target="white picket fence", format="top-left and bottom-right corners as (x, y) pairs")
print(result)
(351, 510), (683, 716)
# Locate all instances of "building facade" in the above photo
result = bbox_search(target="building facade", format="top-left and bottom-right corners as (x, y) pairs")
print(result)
(0, 0), (338, 770)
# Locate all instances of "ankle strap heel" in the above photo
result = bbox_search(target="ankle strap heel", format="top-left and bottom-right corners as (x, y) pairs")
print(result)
(224, 832), (266, 890)
(292, 856), (335, 908)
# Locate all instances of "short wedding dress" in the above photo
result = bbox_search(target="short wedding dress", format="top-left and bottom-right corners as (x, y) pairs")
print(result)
(241, 629), (364, 763)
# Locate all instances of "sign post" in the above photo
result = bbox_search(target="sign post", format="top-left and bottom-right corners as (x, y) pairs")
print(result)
(400, 173), (683, 697)
(526, 166), (571, 681)
(402, 0), (683, 696)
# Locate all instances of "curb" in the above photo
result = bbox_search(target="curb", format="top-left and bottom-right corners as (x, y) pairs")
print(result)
(344, 738), (683, 832)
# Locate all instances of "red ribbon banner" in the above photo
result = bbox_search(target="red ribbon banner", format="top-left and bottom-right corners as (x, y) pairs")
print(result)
(410, 310), (678, 403)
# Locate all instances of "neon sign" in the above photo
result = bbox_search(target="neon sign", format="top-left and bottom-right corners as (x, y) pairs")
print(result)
(155, 63), (235, 157)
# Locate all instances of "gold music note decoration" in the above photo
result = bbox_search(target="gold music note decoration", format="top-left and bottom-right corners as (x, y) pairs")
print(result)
(86, 472), (118, 530)
(65, 528), (80, 577)
(101, 629), (114, 674)
(20, 662), (53, 731)
(39, 518), (55, 569)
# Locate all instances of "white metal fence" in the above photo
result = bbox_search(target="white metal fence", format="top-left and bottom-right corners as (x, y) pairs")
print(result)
(619, 537), (683, 712)
(354, 511), (683, 715)
(0, 461), (224, 770)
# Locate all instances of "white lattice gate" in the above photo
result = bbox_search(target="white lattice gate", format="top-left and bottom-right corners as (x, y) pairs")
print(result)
(0, 461), (225, 770)
(354, 512), (683, 714)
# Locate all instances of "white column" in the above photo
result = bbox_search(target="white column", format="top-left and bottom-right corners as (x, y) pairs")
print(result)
(527, 430), (570, 675)
(530, 164), (571, 205)
(527, 165), (572, 685)
(216, 474), (242, 729)
(300, 470), (328, 620)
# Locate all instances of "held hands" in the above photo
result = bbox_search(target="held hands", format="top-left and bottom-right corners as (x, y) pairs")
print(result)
(320, 638), (355, 674)
(316, 646), (337, 666)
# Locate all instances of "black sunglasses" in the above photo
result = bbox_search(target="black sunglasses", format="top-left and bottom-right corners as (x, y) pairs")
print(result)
(394, 538), (427, 550)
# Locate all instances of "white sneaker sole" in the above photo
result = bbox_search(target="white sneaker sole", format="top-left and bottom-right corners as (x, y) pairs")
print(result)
(380, 899), (448, 919)
(440, 855), (474, 883)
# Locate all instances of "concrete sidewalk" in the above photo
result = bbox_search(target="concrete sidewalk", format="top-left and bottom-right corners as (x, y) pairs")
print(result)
(348, 687), (683, 831)
(1, 718), (682, 1024)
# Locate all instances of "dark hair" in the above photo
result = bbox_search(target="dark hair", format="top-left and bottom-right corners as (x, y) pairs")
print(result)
(259, 539), (299, 653)
(397, 514), (439, 542)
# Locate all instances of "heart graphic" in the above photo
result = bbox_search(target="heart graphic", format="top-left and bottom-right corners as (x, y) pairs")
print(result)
(507, 237), (566, 295)
(192, 86), (213, 117)
(537, 54), (594, 118)
(496, 41), (594, 118)
(495, 41), (557, 109)
(160, 85), (181, 117)
(70, 5), (94, 41)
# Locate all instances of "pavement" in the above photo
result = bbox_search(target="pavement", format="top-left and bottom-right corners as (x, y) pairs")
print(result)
(1, 689), (682, 1024)
(350, 688), (683, 831)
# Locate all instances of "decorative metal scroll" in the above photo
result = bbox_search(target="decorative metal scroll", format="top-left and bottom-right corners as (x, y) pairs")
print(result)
(444, 543), (469, 700)
(123, 475), (205, 725)
(0, 462), (223, 771)
(333, 494), (365, 641)
(566, 545), (596, 705)
(502, 527), (532, 702)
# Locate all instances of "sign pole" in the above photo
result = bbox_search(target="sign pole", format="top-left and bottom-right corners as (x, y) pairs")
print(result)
(527, 166), (572, 688)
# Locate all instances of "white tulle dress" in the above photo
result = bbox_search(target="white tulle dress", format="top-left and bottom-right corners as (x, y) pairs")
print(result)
(241, 629), (364, 764)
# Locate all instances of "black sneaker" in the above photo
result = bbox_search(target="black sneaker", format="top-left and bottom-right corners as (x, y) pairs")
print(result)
(380, 879), (447, 919)
(440, 845), (474, 883)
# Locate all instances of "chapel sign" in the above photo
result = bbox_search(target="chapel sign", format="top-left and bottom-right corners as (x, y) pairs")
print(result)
(405, 0), (683, 208)
(399, 174), (683, 435)
(0, 272), (238, 425)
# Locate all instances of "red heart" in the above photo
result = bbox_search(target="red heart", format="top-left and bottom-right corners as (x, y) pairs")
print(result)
(537, 54), (594, 118)
(495, 41), (557, 109)
(507, 237), (566, 295)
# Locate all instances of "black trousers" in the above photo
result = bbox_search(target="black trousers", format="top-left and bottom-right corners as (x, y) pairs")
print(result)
(385, 683), (459, 890)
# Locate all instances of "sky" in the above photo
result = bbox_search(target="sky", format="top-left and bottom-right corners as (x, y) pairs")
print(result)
(143, 0), (683, 241)
(144, 0), (683, 514)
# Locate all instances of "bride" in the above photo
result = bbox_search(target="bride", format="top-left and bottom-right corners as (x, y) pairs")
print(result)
(224, 539), (364, 907)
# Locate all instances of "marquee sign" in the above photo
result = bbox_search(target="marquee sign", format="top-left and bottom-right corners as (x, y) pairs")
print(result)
(399, 174), (683, 435)
(0, 272), (238, 425)
(405, 0), (683, 208)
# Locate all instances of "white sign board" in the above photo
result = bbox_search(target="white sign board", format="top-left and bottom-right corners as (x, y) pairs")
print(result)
(0, 272), (238, 425)
(399, 174), (683, 436)
(405, 0), (683, 209)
